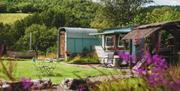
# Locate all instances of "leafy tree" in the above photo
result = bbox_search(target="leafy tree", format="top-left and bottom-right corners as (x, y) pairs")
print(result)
(15, 24), (57, 52)
(0, 23), (16, 47)
(149, 7), (180, 23)
(131, 6), (180, 25)
(40, 8), (65, 28)
(91, 0), (153, 29)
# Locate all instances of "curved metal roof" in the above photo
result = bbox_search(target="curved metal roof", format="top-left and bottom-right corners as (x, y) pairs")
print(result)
(59, 27), (98, 38)
(89, 27), (132, 35)
(103, 27), (132, 33)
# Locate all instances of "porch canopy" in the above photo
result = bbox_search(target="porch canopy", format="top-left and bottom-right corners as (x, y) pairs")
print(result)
(122, 20), (180, 40)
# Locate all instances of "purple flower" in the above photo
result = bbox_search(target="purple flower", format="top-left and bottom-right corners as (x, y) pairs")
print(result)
(118, 51), (136, 63)
(119, 50), (180, 90)
(143, 51), (152, 64)
(21, 77), (32, 90)
(135, 68), (146, 75)
(78, 85), (86, 91)
(169, 81), (180, 90)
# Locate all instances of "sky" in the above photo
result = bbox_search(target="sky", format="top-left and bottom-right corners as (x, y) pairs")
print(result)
(92, 0), (180, 6)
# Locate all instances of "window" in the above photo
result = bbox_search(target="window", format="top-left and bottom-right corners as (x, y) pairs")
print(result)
(118, 35), (129, 49)
(106, 36), (113, 46)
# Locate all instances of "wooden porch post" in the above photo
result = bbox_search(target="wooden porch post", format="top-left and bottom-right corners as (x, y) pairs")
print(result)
(114, 34), (118, 51)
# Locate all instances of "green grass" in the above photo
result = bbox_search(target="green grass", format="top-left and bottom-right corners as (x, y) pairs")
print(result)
(0, 13), (30, 24)
(0, 60), (121, 84)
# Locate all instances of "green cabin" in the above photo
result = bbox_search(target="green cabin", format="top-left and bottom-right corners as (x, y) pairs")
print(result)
(58, 27), (101, 58)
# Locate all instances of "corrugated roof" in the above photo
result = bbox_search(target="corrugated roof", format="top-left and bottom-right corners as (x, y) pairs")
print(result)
(103, 27), (132, 33)
(135, 20), (180, 29)
(89, 27), (132, 35)
(59, 27), (98, 38)
(122, 20), (180, 40)
(122, 27), (161, 40)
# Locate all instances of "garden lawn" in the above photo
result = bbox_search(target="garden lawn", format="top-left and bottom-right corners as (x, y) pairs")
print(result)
(0, 60), (121, 84)
(0, 13), (30, 24)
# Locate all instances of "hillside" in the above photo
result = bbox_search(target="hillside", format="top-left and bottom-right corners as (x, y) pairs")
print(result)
(0, 13), (30, 24)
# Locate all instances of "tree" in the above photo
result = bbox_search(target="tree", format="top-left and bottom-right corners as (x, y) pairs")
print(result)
(0, 23), (16, 47)
(15, 24), (57, 53)
(149, 7), (180, 23)
(91, 0), (153, 29)
(131, 6), (180, 25)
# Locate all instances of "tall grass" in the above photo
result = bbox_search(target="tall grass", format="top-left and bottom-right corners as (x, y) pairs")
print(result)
(89, 64), (180, 91)
(169, 64), (180, 81)
(90, 78), (149, 91)
(0, 60), (17, 81)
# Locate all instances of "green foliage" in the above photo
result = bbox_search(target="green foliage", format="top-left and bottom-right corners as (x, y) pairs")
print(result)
(91, 0), (153, 29)
(16, 2), (38, 13)
(131, 6), (180, 25)
(40, 8), (65, 28)
(0, 23), (16, 46)
(69, 55), (99, 64)
(0, 1), (6, 12)
(15, 24), (57, 52)
(90, 78), (149, 91)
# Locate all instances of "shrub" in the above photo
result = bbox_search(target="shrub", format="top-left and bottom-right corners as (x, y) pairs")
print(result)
(68, 54), (99, 64)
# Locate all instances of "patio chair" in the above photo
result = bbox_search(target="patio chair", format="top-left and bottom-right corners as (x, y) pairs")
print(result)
(95, 46), (108, 64)
(95, 46), (115, 67)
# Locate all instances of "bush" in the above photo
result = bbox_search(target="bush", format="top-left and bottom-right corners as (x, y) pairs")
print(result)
(68, 53), (99, 64)
(17, 2), (38, 13)
(6, 5), (19, 13)
(15, 24), (57, 52)
(0, 2), (7, 13)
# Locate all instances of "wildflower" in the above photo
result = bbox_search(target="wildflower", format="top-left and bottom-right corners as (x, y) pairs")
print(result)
(136, 68), (146, 75)
(21, 77), (32, 90)
(118, 51), (136, 63)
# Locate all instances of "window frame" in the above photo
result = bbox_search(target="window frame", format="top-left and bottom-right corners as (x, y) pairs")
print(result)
(118, 34), (125, 48)
(105, 35), (114, 48)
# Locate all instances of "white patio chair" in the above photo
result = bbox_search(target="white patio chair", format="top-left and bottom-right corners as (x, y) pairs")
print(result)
(95, 46), (116, 67)
(94, 46), (108, 64)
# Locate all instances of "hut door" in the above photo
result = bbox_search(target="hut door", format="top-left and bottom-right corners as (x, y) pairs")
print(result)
(60, 31), (66, 57)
